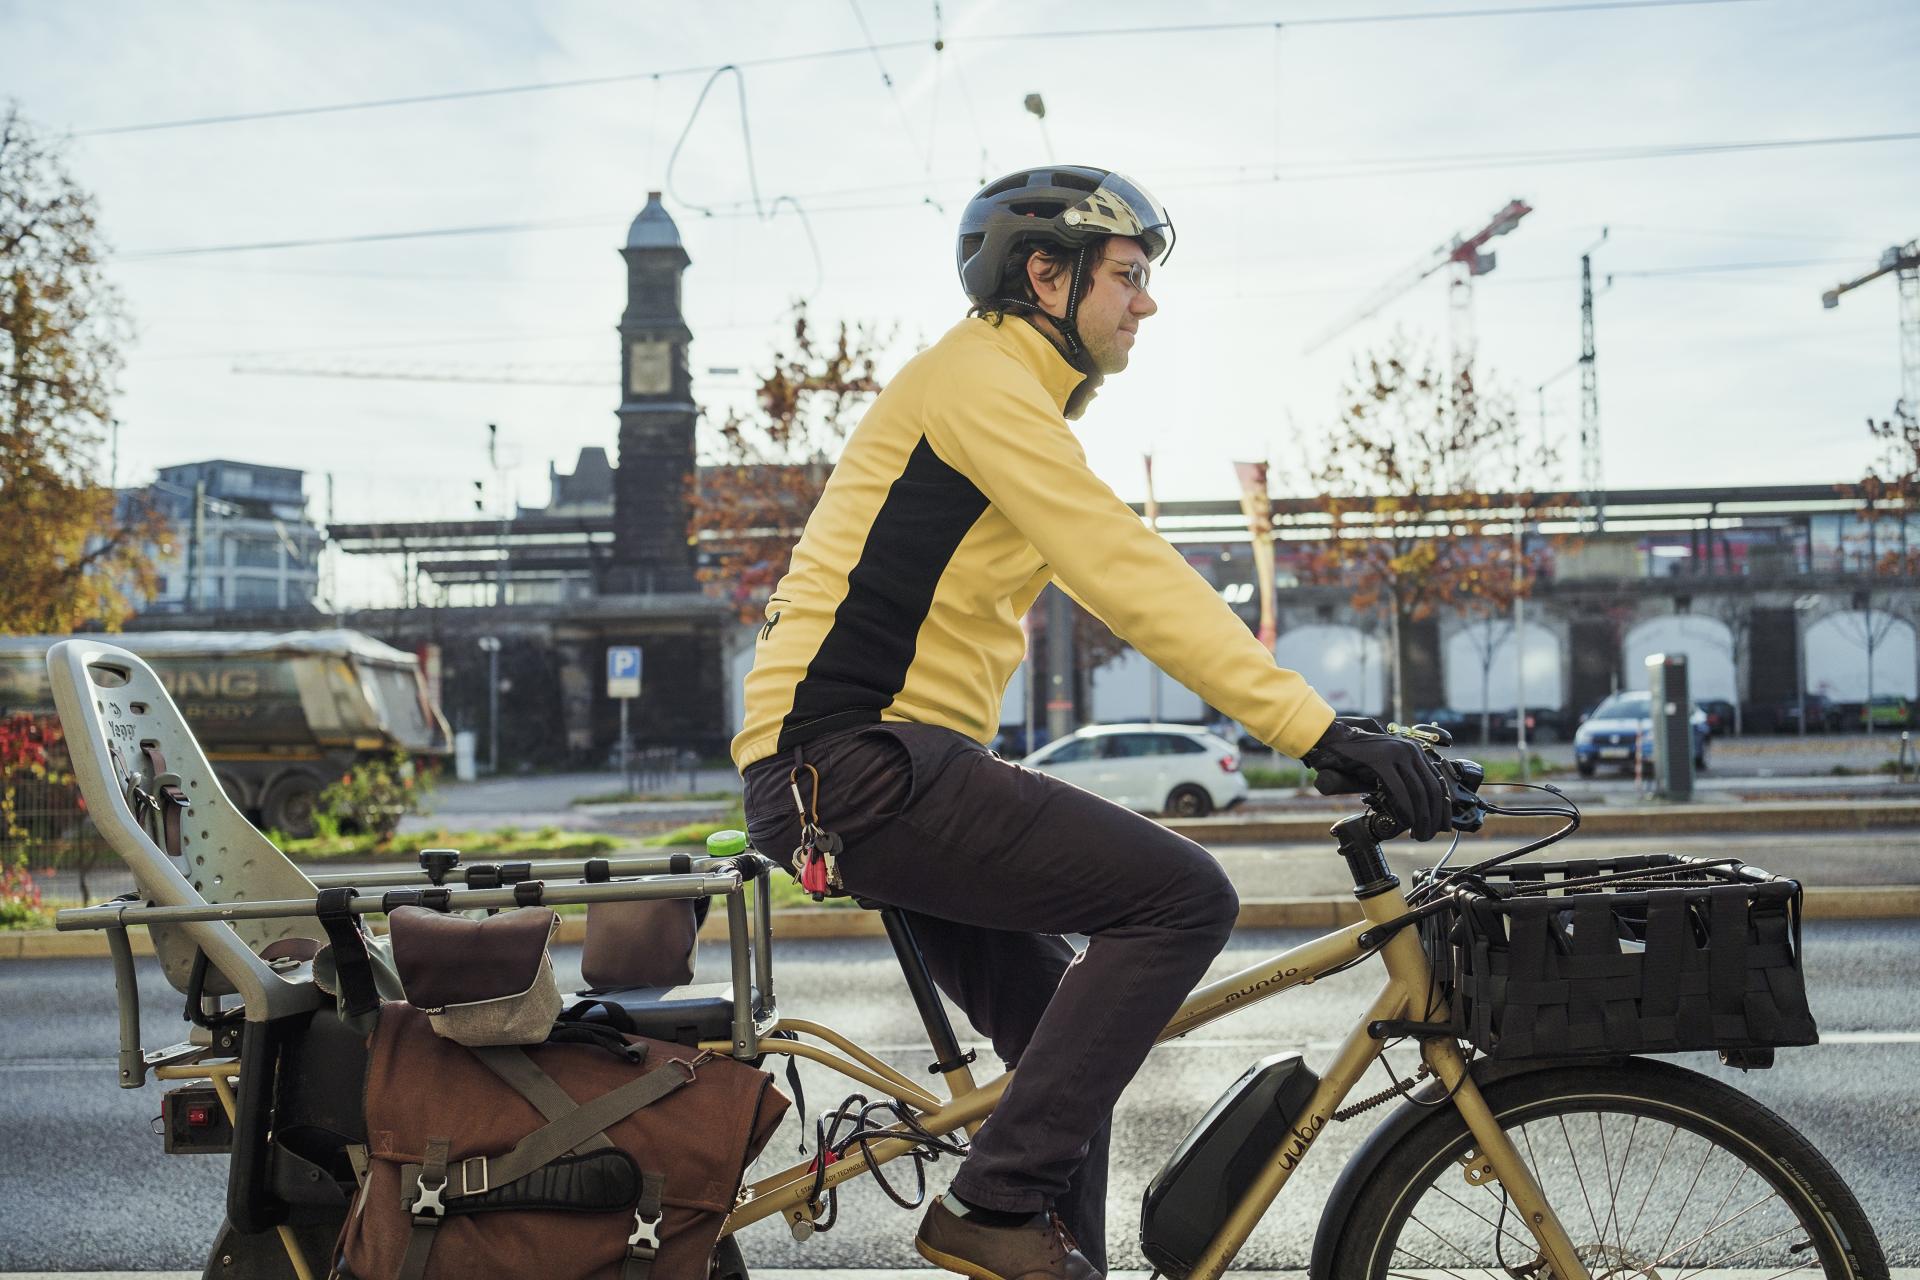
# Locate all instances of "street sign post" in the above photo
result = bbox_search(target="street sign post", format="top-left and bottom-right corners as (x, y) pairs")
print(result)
(608, 646), (643, 782)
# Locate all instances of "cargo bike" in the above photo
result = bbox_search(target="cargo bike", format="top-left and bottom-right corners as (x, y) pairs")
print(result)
(48, 638), (1886, 1279)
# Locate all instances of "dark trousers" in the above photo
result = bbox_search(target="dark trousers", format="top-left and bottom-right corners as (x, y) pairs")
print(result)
(744, 723), (1240, 1267)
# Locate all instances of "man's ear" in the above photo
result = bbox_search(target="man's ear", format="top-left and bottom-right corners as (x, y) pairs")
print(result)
(1026, 251), (1067, 317)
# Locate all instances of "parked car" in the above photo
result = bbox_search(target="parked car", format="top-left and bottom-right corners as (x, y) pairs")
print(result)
(1832, 695), (1914, 730)
(1410, 707), (1476, 743)
(1573, 692), (1710, 777)
(990, 725), (1052, 757)
(1022, 723), (1246, 818)
(1697, 698), (1738, 736)
(1487, 706), (1571, 744)
(1765, 694), (1839, 734)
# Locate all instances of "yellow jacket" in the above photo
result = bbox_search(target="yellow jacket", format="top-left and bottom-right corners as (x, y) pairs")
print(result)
(731, 315), (1335, 770)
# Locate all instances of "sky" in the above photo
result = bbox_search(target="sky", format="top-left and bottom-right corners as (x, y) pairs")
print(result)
(4, 0), (1918, 606)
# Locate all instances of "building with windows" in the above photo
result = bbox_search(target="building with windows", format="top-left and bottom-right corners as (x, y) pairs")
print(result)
(131, 460), (325, 614)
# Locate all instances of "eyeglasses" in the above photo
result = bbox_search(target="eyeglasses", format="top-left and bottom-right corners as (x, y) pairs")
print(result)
(1102, 257), (1152, 295)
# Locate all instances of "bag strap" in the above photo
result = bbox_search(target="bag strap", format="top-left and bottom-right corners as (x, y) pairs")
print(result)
(472, 1045), (618, 1157)
(437, 1048), (694, 1201)
(624, 1171), (667, 1280)
(316, 888), (380, 1018)
(398, 1137), (452, 1280)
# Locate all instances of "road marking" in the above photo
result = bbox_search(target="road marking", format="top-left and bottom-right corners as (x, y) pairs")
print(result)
(8, 1032), (1917, 1075)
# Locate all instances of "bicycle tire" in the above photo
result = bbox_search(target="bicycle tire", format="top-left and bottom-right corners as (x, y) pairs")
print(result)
(1327, 1058), (1887, 1279)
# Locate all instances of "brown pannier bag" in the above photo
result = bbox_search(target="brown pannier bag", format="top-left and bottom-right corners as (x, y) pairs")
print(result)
(388, 905), (563, 1046)
(581, 898), (702, 991)
(334, 1004), (787, 1280)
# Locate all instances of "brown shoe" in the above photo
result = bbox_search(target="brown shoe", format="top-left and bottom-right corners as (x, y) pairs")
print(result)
(914, 1196), (1102, 1280)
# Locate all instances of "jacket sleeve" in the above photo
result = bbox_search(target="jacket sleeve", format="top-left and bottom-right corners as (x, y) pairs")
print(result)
(925, 356), (1336, 759)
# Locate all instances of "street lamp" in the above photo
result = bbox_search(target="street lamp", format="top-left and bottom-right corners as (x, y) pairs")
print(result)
(478, 637), (503, 775)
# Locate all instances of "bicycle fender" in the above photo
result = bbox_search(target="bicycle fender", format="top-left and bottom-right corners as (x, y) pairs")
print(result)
(1305, 1056), (1613, 1280)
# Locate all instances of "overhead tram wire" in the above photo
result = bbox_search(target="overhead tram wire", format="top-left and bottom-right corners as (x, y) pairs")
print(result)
(111, 130), (1920, 261)
(77, 0), (1758, 139)
(845, 0), (938, 209)
(75, 41), (923, 137)
(962, 0), (1758, 44)
(663, 65), (825, 298)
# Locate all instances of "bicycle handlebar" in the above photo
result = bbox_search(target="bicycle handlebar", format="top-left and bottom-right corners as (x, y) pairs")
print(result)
(1316, 721), (1491, 837)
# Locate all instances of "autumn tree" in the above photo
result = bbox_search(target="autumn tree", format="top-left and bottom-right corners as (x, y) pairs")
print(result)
(684, 302), (887, 625)
(1295, 337), (1561, 724)
(1856, 407), (1920, 576)
(0, 106), (159, 633)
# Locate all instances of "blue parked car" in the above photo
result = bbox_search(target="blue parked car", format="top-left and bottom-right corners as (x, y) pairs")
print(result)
(1573, 691), (1710, 777)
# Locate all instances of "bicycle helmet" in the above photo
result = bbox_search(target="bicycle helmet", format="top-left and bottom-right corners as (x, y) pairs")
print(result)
(956, 165), (1175, 373)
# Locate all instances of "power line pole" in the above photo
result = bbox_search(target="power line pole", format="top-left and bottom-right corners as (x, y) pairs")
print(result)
(189, 479), (206, 609)
(1578, 228), (1609, 532)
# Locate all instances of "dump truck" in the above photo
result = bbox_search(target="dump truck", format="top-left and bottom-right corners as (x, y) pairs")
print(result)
(0, 630), (450, 837)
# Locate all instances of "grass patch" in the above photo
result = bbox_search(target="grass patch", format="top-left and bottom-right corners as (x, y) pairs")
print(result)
(571, 790), (736, 806)
(1243, 765), (1308, 789)
(281, 826), (622, 861)
(1479, 755), (1564, 784)
(1243, 755), (1563, 792)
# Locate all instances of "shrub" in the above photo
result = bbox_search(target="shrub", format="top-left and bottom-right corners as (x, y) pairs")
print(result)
(317, 751), (432, 843)
(0, 864), (46, 928)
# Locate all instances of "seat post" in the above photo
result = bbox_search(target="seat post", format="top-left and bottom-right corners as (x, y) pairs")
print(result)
(876, 907), (972, 1075)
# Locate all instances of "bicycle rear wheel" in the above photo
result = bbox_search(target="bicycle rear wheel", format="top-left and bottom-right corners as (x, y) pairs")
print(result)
(1328, 1058), (1886, 1279)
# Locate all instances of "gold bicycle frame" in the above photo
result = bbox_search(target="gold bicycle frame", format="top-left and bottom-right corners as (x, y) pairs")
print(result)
(708, 877), (1595, 1280)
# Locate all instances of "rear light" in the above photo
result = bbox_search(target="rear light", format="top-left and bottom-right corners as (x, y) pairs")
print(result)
(1219, 755), (1239, 773)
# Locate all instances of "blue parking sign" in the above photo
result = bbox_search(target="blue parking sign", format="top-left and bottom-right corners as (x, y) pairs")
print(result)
(607, 645), (642, 699)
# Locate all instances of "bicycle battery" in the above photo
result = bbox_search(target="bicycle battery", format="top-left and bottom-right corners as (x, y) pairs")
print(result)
(1139, 1052), (1321, 1279)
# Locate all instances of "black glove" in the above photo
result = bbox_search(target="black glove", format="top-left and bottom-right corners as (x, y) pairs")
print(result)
(1302, 718), (1449, 841)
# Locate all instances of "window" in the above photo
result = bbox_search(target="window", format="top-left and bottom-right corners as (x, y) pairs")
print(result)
(233, 577), (281, 608)
(1153, 734), (1208, 755)
(1041, 738), (1096, 764)
(1592, 693), (1649, 719)
(231, 537), (280, 568)
(1099, 734), (1161, 759)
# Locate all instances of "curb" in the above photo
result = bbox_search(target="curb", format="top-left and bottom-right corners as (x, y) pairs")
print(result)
(1170, 799), (1920, 843)
(8, 887), (1917, 960)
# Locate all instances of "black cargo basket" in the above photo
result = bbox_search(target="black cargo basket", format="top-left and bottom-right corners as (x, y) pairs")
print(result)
(1417, 854), (1818, 1060)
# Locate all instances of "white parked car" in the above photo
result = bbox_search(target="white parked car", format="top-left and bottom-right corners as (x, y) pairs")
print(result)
(1021, 723), (1247, 818)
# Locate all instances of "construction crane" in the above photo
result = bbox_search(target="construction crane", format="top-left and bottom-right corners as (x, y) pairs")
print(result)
(1304, 198), (1534, 386)
(1822, 238), (1920, 418)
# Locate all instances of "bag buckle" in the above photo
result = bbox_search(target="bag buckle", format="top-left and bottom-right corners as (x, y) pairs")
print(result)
(460, 1154), (490, 1196)
(412, 1173), (448, 1218)
(628, 1208), (662, 1252)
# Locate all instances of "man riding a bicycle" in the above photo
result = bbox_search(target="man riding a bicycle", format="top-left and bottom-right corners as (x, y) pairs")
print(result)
(734, 165), (1446, 1280)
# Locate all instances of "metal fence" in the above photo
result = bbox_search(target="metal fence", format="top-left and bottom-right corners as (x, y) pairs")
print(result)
(619, 746), (704, 796)
(1, 712), (130, 906)
(1, 772), (128, 904)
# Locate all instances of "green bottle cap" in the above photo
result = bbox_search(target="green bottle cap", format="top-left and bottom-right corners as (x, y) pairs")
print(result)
(705, 828), (749, 857)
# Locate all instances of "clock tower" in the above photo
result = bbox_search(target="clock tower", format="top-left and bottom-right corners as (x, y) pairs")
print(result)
(610, 191), (696, 592)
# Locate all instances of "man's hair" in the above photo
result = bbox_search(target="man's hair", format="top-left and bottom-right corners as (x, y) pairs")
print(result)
(968, 235), (1111, 325)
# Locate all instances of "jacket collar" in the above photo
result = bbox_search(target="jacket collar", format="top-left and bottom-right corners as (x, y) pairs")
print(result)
(970, 314), (1101, 419)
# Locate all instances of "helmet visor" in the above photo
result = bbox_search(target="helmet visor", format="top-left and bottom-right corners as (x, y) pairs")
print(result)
(1066, 173), (1175, 265)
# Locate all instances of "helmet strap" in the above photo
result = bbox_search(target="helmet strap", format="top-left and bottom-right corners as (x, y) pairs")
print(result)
(1054, 245), (1098, 376)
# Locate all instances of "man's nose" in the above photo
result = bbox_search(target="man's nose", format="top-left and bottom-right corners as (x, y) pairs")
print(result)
(1132, 287), (1158, 318)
